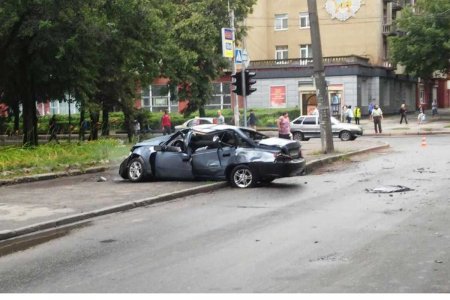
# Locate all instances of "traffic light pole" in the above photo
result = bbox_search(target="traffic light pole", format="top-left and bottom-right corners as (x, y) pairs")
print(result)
(241, 54), (247, 127)
(229, 4), (240, 127)
(307, 0), (334, 153)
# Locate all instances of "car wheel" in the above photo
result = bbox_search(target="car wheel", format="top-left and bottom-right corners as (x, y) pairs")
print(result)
(119, 159), (129, 179)
(340, 130), (352, 141)
(292, 132), (304, 141)
(127, 157), (146, 182)
(230, 165), (255, 188)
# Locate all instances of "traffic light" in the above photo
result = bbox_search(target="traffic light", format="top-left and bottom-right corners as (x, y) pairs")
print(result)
(231, 71), (243, 96)
(244, 70), (257, 96)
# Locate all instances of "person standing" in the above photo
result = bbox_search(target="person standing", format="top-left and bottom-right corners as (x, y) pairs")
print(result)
(353, 105), (361, 124)
(217, 110), (225, 124)
(161, 110), (172, 135)
(347, 105), (354, 123)
(399, 103), (408, 124)
(48, 115), (59, 143)
(248, 109), (257, 129)
(368, 101), (374, 116)
(277, 111), (291, 139)
(432, 100), (438, 116)
(371, 105), (383, 134)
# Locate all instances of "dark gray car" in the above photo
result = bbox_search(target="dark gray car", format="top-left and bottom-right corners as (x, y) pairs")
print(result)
(119, 125), (306, 188)
(290, 115), (363, 141)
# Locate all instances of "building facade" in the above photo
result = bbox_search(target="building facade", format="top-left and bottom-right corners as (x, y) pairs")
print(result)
(241, 0), (421, 116)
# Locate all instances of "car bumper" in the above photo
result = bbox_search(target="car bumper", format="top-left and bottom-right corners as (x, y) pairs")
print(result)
(252, 158), (306, 178)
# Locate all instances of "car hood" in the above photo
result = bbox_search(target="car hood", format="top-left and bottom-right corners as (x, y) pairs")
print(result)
(258, 137), (298, 147)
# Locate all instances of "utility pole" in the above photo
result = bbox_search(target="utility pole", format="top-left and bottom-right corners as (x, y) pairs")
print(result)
(229, 1), (240, 126)
(241, 35), (247, 127)
(307, 0), (334, 153)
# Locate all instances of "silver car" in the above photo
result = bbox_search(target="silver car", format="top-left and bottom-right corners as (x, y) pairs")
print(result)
(174, 117), (216, 130)
(290, 115), (363, 141)
(119, 125), (306, 188)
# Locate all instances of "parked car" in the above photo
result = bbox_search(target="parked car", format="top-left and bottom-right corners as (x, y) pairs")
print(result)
(290, 115), (363, 141)
(174, 117), (217, 130)
(119, 125), (306, 188)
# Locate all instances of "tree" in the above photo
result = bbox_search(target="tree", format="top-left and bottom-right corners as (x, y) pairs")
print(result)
(389, 0), (450, 79)
(162, 0), (256, 117)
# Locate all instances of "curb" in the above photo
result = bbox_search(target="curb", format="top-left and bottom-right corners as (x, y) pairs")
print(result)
(0, 181), (227, 242)
(305, 142), (390, 173)
(0, 143), (389, 248)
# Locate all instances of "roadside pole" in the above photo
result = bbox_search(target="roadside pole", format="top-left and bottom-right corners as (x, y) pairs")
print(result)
(229, 4), (240, 127)
(307, 0), (334, 153)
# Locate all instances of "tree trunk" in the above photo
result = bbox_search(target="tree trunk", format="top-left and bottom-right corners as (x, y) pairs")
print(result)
(22, 89), (38, 146)
(79, 106), (86, 141)
(101, 105), (110, 136)
(89, 111), (99, 140)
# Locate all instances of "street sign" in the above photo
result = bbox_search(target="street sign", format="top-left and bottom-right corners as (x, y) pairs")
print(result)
(242, 49), (250, 68)
(235, 48), (242, 63)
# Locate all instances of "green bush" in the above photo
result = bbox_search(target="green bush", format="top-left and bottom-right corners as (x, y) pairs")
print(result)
(1, 107), (301, 135)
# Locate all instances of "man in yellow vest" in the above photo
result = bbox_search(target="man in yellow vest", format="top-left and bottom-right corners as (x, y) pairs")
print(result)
(353, 106), (361, 125)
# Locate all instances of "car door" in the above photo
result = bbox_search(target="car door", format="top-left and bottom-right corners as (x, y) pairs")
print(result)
(153, 150), (194, 180)
(301, 116), (320, 138)
(191, 130), (236, 180)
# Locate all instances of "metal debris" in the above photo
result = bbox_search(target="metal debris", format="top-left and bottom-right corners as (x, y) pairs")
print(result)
(365, 185), (414, 193)
(97, 176), (107, 182)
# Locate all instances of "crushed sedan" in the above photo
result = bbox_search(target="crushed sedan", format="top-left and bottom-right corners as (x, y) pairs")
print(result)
(119, 125), (306, 188)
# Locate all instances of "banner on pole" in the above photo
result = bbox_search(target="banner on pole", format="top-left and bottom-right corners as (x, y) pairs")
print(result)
(221, 28), (234, 58)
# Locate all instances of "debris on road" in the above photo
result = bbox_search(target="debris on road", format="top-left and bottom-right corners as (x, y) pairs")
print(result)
(365, 185), (414, 193)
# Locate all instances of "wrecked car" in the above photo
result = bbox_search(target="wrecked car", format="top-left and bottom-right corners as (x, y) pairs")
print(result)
(119, 124), (306, 188)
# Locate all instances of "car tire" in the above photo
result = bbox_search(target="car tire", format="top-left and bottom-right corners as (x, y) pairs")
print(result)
(119, 159), (129, 179)
(127, 157), (146, 182)
(292, 132), (304, 141)
(230, 165), (256, 188)
(340, 130), (352, 141)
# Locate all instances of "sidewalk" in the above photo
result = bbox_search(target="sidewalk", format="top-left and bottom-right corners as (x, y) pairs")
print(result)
(358, 107), (450, 136)
(0, 108), (449, 249)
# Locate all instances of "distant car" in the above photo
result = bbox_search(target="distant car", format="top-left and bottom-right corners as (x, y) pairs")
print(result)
(119, 125), (306, 188)
(174, 117), (217, 130)
(290, 115), (363, 141)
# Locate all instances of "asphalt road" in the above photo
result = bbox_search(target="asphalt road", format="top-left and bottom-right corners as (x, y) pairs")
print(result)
(0, 135), (449, 292)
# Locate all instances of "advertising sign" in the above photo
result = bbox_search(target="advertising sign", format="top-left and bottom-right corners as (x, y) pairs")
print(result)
(221, 28), (234, 58)
(270, 86), (287, 107)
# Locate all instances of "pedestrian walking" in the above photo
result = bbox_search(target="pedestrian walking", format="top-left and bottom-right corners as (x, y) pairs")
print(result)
(418, 111), (426, 124)
(353, 105), (361, 125)
(399, 103), (408, 124)
(217, 110), (225, 125)
(48, 115), (59, 143)
(432, 100), (438, 116)
(371, 104), (383, 134)
(368, 101), (374, 116)
(248, 109), (257, 129)
(344, 105), (353, 123)
(277, 111), (291, 139)
(161, 110), (172, 135)
(133, 120), (141, 135)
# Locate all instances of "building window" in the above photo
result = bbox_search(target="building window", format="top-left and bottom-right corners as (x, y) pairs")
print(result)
(275, 46), (289, 62)
(141, 85), (170, 112)
(206, 82), (231, 109)
(275, 14), (288, 31)
(299, 12), (310, 28)
(300, 44), (312, 58)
